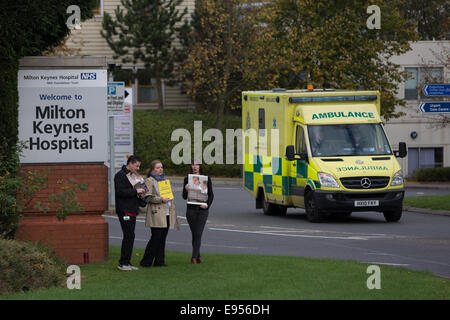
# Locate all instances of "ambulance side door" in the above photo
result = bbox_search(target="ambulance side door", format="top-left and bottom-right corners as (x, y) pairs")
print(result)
(289, 124), (308, 208)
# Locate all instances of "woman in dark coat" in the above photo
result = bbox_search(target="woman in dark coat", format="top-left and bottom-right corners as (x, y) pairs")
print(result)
(182, 160), (214, 264)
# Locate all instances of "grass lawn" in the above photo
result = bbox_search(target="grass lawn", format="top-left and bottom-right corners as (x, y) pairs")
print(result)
(404, 195), (450, 211)
(1, 246), (449, 300)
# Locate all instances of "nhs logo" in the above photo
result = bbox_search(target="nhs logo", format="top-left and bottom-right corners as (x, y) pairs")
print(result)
(81, 72), (97, 80)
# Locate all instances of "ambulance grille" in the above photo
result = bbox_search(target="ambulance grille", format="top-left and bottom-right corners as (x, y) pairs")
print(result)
(340, 176), (390, 189)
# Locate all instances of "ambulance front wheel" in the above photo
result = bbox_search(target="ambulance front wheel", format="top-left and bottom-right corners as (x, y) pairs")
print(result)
(305, 191), (324, 223)
(383, 208), (402, 222)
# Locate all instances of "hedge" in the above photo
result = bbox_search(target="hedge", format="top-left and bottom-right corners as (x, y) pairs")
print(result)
(134, 110), (242, 177)
(410, 167), (450, 182)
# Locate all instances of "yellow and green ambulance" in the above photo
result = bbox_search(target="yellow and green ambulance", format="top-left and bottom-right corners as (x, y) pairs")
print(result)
(242, 88), (407, 222)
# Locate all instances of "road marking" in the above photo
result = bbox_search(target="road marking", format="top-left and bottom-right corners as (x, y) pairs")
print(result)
(109, 236), (256, 250)
(105, 215), (145, 223)
(106, 215), (404, 240)
(330, 242), (450, 269)
(260, 225), (390, 236)
(105, 215), (189, 226)
(208, 227), (369, 240)
(258, 225), (406, 240)
(364, 262), (410, 267)
(214, 187), (241, 190)
(197, 243), (257, 250)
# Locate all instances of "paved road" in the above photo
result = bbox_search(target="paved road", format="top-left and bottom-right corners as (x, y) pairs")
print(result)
(107, 183), (450, 278)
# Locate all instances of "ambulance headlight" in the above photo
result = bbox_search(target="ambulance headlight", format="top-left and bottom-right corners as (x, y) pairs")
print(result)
(317, 172), (340, 188)
(391, 170), (404, 186)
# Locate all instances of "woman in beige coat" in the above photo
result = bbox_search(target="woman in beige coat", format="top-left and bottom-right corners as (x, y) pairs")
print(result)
(140, 160), (179, 267)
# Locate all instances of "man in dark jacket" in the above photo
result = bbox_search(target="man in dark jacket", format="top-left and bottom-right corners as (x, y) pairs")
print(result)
(114, 155), (145, 271)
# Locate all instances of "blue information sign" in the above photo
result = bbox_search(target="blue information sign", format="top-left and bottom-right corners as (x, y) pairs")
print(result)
(422, 84), (450, 96)
(419, 102), (450, 113)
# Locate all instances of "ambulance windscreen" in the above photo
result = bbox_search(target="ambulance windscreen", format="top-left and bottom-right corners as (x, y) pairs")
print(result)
(307, 124), (392, 157)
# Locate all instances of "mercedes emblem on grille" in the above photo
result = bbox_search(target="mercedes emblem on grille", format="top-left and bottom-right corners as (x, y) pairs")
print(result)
(361, 177), (371, 189)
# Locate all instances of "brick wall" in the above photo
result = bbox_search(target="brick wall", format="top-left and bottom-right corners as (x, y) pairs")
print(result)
(15, 163), (109, 264)
(15, 215), (108, 264)
(19, 163), (108, 215)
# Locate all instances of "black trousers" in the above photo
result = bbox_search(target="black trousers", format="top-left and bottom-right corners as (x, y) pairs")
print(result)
(186, 208), (209, 259)
(118, 213), (136, 266)
(140, 216), (170, 266)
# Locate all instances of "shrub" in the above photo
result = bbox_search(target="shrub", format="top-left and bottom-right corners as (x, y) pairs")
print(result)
(0, 239), (67, 295)
(134, 110), (242, 177)
(1, 164), (87, 238)
(0, 173), (21, 239)
(0, 139), (23, 239)
(410, 167), (450, 182)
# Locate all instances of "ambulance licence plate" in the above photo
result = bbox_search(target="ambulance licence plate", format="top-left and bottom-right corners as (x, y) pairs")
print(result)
(354, 200), (379, 207)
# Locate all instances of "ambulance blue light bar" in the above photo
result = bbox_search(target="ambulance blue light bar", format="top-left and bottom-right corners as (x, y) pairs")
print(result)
(289, 95), (377, 103)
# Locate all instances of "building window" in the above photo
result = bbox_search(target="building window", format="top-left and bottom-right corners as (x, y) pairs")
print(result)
(404, 67), (418, 100)
(404, 67), (444, 100)
(111, 68), (160, 104)
(408, 147), (443, 176)
(136, 69), (158, 104)
(94, 0), (103, 17)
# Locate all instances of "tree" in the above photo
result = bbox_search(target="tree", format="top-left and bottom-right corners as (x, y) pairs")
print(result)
(403, 0), (449, 40)
(0, 0), (97, 238)
(101, 0), (189, 112)
(0, 0), (96, 175)
(271, 0), (420, 120)
(183, 0), (422, 123)
(415, 42), (450, 128)
(181, 0), (279, 129)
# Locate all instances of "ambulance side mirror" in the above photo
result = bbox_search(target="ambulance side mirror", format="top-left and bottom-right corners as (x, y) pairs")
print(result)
(286, 145), (296, 161)
(396, 142), (407, 158)
(286, 145), (308, 162)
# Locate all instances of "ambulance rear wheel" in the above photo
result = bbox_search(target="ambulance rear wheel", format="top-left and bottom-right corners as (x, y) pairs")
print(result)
(261, 191), (287, 216)
(383, 208), (402, 222)
(262, 197), (278, 216)
(305, 191), (324, 222)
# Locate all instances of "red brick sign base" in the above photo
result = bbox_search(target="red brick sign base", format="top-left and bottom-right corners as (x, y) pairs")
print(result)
(15, 163), (109, 264)
(15, 215), (108, 264)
